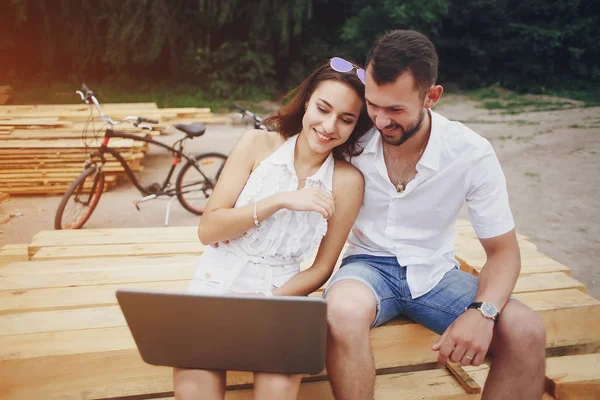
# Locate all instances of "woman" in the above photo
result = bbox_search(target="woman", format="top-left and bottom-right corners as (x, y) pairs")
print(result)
(174, 57), (372, 400)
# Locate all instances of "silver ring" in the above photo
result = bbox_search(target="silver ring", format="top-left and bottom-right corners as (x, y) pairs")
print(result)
(464, 354), (474, 360)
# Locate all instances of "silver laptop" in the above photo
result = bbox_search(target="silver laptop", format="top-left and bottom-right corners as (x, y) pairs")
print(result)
(116, 289), (327, 374)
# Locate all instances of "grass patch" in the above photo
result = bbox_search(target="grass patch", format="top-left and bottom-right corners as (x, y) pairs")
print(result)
(509, 119), (539, 126)
(545, 89), (600, 107)
(460, 119), (503, 124)
(524, 172), (539, 178)
(497, 135), (513, 140)
(569, 147), (585, 155)
(8, 80), (277, 114)
(468, 84), (594, 114)
(569, 124), (586, 129)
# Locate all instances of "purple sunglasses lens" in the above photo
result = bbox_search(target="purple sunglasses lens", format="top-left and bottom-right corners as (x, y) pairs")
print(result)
(357, 69), (366, 84)
(330, 57), (353, 72)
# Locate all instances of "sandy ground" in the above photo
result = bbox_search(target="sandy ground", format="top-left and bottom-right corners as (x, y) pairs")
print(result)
(1, 94), (599, 298)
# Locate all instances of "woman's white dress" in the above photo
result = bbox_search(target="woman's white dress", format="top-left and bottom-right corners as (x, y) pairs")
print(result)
(189, 134), (334, 294)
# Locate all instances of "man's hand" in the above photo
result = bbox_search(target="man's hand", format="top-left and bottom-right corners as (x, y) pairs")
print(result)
(431, 309), (494, 367)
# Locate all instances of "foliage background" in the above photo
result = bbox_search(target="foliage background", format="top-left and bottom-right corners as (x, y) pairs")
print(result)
(1, 0), (598, 102)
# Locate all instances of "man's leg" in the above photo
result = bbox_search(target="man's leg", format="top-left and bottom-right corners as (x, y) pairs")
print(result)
(324, 255), (403, 400)
(483, 299), (546, 399)
(402, 268), (546, 400)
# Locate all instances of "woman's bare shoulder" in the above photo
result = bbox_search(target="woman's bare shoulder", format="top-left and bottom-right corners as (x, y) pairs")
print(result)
(239, 129), (286, 168)
(333, 159), (364, 187)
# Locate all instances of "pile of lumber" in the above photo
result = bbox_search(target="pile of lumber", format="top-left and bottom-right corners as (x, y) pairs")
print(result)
(0, 220), (598, 399)
(0, 103), (227, 195)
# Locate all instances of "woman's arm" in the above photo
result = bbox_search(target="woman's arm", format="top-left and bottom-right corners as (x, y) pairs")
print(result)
(197, 130), (335, 245)
(273, 162), (364, 296)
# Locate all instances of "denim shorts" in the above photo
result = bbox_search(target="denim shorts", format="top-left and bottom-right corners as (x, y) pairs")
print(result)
(324, 254), (479, 335)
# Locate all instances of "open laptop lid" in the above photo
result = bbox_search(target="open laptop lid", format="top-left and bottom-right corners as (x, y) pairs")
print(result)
(116, 289), (327, 375)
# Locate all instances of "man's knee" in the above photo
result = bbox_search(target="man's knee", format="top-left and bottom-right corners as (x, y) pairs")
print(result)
(494, 300), (546, 353)
(325, 280), (377, 339)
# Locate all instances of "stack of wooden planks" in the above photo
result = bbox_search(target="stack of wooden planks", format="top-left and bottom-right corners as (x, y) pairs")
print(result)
(0, 220), (598, 399)
(0, 102), (228, 195)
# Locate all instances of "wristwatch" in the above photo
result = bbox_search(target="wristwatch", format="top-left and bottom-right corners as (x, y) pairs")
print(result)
(466, 302), (499, 322)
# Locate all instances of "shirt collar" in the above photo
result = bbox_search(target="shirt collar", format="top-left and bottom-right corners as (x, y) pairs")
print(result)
(361, 109), (441, 172)
(418, 110), (441, 172)
(265, 134), (335, 191)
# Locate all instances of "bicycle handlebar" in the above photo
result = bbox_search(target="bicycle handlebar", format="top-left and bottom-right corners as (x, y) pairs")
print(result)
(233, 104), (268, 131)
(139, 117), (159, 124)
(75, 84), (157, 129)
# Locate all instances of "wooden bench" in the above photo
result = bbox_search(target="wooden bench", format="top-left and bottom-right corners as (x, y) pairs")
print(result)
(0, 221), (598, 399)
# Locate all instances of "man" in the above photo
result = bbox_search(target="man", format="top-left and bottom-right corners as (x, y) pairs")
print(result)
(324, 30), (546, 399)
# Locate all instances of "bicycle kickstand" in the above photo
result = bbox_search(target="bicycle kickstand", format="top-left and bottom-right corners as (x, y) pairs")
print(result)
(132, 194), (157, 211)
(164, 197), (175, 227)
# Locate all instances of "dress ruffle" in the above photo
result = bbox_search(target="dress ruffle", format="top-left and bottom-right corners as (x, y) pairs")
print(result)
(231, 163), (330, 263)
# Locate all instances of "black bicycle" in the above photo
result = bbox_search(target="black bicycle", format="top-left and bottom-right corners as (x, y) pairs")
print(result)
(54, 85), (229, 229)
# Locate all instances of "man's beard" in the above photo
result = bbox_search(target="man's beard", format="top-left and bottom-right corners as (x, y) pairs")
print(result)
(381, 108), (425, 147)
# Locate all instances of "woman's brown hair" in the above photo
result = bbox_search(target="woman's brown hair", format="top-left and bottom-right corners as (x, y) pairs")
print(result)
(265, 60), (372, 160)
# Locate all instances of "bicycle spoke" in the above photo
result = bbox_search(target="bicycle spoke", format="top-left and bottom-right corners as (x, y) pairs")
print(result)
(176, 153), (227, 215)
(55, 167), (104, 229)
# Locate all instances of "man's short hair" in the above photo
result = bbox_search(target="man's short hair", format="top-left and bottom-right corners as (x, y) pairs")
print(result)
(366, 30), (438, 98)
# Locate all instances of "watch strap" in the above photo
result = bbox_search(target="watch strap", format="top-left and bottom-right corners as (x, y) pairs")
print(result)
(466, 301), (499, 321)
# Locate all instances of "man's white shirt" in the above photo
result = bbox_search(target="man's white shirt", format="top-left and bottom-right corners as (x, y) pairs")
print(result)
(345, 110), (515, 298)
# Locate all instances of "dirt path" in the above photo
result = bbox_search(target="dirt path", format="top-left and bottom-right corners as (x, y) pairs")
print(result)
(1, 95), (599, 297)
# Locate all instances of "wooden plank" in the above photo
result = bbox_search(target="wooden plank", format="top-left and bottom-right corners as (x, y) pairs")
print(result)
(457, 255), (571, 276)
(0, 270), (585, 314)
(31, 241), (205, 261)
(2, 289), (598, 364)
(29, 226), (198, 252)
(224, 367), (486, 400)
(0, 319), (438, 400)
(0, 260), (197, 291)
(463, 364), (556, 400)
(0, 103), (159, 112)
(545, 354), (600, 399)
(0, 244), (29, 267)
(4, 288), (598, 345)
(0, 138), (143, 149)
(513, 272), (585, 293)
(1, 254), (199, 276)
(0, 280), (189, 313)
(2, 289), (596, 399)
(446, 361), (481, 394)
(0, 306), (127, 336)
(0, 118), (73, 128)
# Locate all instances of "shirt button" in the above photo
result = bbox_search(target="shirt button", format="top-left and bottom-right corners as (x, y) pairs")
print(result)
(205, 272), (211, 279)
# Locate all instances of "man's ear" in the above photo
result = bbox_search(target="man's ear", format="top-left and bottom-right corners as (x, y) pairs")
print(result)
(424, 85), (443, 109)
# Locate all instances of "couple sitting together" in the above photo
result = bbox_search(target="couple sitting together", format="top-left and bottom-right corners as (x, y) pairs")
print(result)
(175, 30), (546, 400)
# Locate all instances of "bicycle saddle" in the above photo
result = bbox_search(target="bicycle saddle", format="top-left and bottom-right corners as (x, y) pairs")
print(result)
(175, 122), (206, 137)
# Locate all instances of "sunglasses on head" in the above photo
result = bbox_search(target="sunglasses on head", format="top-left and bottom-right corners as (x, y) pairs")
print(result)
(329, 57), (366, 84)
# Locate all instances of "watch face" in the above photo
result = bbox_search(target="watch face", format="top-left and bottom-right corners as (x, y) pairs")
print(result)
(481, 302), (498, 317)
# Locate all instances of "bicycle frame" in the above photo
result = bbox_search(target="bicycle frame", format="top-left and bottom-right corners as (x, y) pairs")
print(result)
(92, 128), (214, 197)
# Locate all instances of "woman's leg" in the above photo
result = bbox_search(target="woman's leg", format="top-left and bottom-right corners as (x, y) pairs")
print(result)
(173, 368), (226, 400)
(253, 372), (302, 400)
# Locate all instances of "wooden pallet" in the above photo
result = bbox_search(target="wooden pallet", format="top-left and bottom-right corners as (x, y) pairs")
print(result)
(0, 221), (598, 399)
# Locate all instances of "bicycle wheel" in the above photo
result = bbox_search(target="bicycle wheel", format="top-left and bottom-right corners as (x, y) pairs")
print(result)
(54, 167), (105, 229)
(176, 152), (227, 215)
